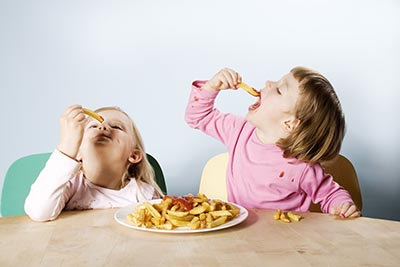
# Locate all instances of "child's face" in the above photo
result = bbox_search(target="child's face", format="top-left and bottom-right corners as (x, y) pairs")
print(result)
(79, 109), (138, 164)
(246, 72), (300, 135)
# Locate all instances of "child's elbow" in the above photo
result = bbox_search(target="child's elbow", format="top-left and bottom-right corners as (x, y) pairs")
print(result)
(24, 202), (57, 222)
(184, 113), (198, 129)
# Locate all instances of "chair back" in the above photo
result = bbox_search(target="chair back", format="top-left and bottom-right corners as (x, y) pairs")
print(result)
(199, 153), (362, 212)
(199, 153), (229, 201)
(1, 152), (166, 217)
(310, 154), (362, 212)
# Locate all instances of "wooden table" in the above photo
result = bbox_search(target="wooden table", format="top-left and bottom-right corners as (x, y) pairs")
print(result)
(1, 209), (399, 266)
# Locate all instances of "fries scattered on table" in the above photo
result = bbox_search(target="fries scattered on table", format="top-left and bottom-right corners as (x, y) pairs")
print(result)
(274, 209), (302, 223)
(127, 193), (241, 230)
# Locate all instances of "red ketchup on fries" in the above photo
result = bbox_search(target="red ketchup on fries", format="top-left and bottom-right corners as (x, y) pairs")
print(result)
(163, 195), (194, 211)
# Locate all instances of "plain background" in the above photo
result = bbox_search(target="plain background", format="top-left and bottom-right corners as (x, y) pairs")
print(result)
(1, 0), (399, 220)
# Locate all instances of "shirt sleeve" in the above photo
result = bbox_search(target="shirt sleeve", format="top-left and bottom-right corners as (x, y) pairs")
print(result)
(24, 149), (81, 221)
(300, 163), (354, 213)
(184, 80), (246, 147)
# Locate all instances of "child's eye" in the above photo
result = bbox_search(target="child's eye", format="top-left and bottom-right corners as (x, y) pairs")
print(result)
(89, 125), (97, 128)
(111, 125), (123, 130)
(276, 87), (281, 95)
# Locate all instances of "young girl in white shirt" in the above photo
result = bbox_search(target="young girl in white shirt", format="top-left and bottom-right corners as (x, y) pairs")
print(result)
(25, 105), (163, 221)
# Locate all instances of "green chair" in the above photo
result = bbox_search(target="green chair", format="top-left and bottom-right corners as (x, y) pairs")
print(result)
(1, 153), (167, 217)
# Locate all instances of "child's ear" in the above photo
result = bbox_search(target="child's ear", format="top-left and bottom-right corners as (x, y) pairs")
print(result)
(283, 117), (300, 133)
(128, 149), (143, 164)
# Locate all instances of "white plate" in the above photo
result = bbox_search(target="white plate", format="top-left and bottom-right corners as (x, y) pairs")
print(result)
(114, 199), (248, 233)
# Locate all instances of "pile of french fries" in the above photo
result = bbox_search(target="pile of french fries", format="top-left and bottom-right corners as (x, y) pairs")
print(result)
(274, 209), (302, 223)
(127, 193), (240, 230)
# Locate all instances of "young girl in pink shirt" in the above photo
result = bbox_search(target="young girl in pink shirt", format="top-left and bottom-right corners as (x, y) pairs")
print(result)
(185, 67), (360, 219)
(25, 105), (163, 221)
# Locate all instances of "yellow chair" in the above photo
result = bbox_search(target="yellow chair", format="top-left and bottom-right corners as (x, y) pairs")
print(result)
(199, 153), (362, 212)
(199, 153), (229, 201)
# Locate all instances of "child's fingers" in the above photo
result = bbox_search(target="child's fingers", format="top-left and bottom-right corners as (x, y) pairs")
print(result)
(344, 204), (357, 218)
(62, 105), (82, 117)
(339, 202), (351, 218)
(348, 210), (362, 218)
(238, 74), (243, 84)
(224, 68), (240, 88)
(68, 107), (84, 121)
(329, 206), (340, 215)
(75, 113), (87, 123)
(221, 70), (236, 89)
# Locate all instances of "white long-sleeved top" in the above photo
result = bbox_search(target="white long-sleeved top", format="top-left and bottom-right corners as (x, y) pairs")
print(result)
(24, 149), (156, 221)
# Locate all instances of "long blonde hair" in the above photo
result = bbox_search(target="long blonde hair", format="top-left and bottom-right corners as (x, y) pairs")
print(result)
(95, 107), (164, 197)
(276, 67), (345, 163)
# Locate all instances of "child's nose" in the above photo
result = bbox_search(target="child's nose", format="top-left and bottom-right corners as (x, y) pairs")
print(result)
(98, 125), (109, 131)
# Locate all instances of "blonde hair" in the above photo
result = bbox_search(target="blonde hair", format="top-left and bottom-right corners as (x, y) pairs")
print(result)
(95, 107), (164, 197)
(276, 67), (345, 163)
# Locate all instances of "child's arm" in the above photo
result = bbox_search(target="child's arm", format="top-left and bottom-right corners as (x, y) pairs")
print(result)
(24, 149), (80, 221)
(25, 105), (87, 221)
(185, 68), (246, 145)
(300, 164), (360, 218)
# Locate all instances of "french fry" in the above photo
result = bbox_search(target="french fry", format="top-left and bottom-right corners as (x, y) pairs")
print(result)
(188, 220), (200, 230)
(274, 209), (282, 220)
(167, 210), (189, 217)
(199, 213), (206, 221)
(162, 198), (172, 212)
(189, 205), (207, 215)
(166, 216), (190, 227)
(82, 108), (104, 123)
(171, 204), (179, 212)
(201, 201), (210, 211)
(150, 217), (161, 226)
(193, 198), (204, 203)
(144, 202), (161, 219)
(156, 222), (173, 230)
(209, 210), (232, 218)
(237, 82), (260, 97)
(207, 216), (227, 228)
(280, 212), (291, 223)
(287, 212), (302, 222)
(206, 213), (213, 223)
(166, 214), (194, 221)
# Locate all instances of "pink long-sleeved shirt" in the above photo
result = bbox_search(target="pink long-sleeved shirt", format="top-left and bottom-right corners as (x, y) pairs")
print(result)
(24, 149), (156, 221)
(185, 80), (353, 213)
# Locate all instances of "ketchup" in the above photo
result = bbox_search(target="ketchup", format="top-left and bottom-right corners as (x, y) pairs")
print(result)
(163, 195), (194, 211)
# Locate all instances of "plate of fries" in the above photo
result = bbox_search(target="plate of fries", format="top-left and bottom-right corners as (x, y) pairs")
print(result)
(114, 194), (248, 233)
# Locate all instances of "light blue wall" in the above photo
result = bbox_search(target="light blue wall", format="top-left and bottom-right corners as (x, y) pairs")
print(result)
(1, 0), (399, 220)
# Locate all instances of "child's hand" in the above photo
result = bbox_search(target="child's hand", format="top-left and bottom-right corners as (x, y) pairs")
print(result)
(330, 202), (361, 219)
(203, 68), (242, 91)
(57, 105), (87, 160)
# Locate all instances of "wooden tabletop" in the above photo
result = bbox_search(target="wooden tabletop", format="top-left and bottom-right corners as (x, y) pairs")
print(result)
(1, 208), (399, 267)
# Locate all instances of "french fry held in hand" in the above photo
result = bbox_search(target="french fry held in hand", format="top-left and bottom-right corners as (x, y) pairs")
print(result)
(274, 209), (302, 223)
(82, 108), (104, 123)
(237, 82), (260, 97)
(127, 193), (241, 230)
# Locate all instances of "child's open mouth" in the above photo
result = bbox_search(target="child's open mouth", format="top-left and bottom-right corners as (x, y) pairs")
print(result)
(95, 133), (112, 142)
(248, 98), (261, 112)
